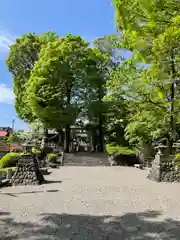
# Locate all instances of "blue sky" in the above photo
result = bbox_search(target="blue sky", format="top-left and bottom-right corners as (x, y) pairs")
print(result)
(0, 0), (116, 130)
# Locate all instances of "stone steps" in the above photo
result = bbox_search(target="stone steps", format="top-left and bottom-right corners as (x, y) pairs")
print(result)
(64, 153), (109, 166)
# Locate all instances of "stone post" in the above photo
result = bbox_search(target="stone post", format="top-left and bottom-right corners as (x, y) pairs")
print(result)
(0, 172), (2, 183)
(7, 169), (13, 179)
(60, 151), (64, 165)
(147, 144), (167, 182)
(172, 142), (180, 155)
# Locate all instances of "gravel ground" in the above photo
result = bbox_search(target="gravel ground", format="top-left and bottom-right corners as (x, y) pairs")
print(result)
(1, 166), (180, 239)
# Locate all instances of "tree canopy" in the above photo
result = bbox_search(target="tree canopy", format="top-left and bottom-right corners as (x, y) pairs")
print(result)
(6, 2), (180, 154)
(6, 32), (58, 122)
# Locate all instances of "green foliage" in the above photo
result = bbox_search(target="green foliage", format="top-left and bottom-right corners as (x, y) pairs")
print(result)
(83, 37), (119, 151)
(31, 147), (41, 155)
(125, 106), (169, 148)
(6, 33), (41, 121)
(6, 32), (58, 123)
(0, 153), (20, 169)
(47, 153), (57, 163)
(6, 131), (29, 145)
(174, 153), (180, 165)
(6, 126), (44, 146)
(106, 144), (136, 156)
(108, 1), (180, 150)
(175, 153), (180, 160)
(27, 34), (89, 129)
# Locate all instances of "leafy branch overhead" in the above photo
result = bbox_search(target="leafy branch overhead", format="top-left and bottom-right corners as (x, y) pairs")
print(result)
(6, 2), (180, 154)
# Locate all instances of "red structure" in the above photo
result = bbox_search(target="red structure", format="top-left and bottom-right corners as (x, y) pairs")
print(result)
(0, 127), (13, 153)
(0, 127), (12, 137)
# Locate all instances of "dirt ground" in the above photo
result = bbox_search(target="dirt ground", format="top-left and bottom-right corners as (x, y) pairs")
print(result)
(0, 166), (180, 239)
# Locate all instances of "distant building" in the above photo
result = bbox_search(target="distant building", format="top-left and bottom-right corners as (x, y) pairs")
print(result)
(0, 127), (13, 138)
(0, 127), (13, 154)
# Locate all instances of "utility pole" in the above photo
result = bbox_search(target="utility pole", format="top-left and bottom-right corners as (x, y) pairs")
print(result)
(12, 119), (15, 132)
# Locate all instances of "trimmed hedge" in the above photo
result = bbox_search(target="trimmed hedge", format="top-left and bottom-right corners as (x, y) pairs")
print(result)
(175, 153), (180, 166)
(106, 144), (136, 156)
(32, 147), (41, 156)
(47, 153), (57, 163)
(0, 153), (20, 169)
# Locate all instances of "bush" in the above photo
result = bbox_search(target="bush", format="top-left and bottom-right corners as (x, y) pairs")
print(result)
(106, 144), (139, 166)
(32, 147), (41, 156)
(175, 153), (180, 165)
(0, 153), (20, 168)
(106, 144), (136, 156)
(47, 153), (57, 163)
(175, 153), (180, 159)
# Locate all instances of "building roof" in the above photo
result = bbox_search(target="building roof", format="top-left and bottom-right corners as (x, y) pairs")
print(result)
(0, 127), (12, 131)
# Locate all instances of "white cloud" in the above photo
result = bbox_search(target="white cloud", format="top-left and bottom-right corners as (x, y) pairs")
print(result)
(0, 30), (15, 53)
(0, 84), (14, 104)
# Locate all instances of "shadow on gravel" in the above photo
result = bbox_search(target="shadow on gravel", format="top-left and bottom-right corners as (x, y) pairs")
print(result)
(0, 189), (60, 197)
(43, 180), (62, 184)
(1, 210), (180, 239)
(0, 211), (10, 216)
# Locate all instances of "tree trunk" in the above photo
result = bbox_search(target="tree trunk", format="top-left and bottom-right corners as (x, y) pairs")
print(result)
(169, 49), (176, 154)
(91, 128), (96, 152)
(167, 135), (173, 155)
(64, 124), (70, 153)
(98, 115), (104, 152)
(57, 129), (64, 146)
(40, 128), (48, 161)
(41, 128), (48, 148)
(64, 86), (71, 153)
(97, 84), (105, 153)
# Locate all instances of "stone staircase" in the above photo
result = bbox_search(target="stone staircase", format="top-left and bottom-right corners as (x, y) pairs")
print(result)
(63, 152), (109, 166)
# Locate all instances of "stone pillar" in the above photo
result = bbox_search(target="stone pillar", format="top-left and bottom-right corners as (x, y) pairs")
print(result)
(7, 169), (13, 179)
(0, 172), (2, 183)
(147, 144), (167, 182)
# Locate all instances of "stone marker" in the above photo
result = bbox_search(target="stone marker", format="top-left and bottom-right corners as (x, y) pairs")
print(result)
(11, 154), (44, 186)
(7, 169), (13, 179)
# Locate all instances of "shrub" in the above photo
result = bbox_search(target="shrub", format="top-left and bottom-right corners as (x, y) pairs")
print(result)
(175, 153), (180, 165)
(106, 144), (136, 156)
(32, 147), (41, 156)
(47, 153), (57, 163)
(175, 153), (180, 159)
(0, 153), (20, 168)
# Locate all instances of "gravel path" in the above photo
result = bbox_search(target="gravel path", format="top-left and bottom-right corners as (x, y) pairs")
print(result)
(1, 166), (180, 239)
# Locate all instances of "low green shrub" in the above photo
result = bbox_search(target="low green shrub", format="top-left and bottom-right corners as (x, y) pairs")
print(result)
(175, 153), (180, 165)
(47, 153), (57, 163)
(0, 153), (20, 168)
(106, 144), (136, 156)
(175, 153), (180, 159)
(32, 147), (41, 156)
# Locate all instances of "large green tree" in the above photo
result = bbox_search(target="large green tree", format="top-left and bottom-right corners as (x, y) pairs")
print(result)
(106, 57), (169, 151)
(27, 34), (90, 152)
(83, 36), (118, 152)
(6, 32), (58, 122)
(112, 0), (180, 151)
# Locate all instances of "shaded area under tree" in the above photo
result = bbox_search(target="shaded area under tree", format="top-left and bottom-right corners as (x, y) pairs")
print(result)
(0, 210), (180, 239)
